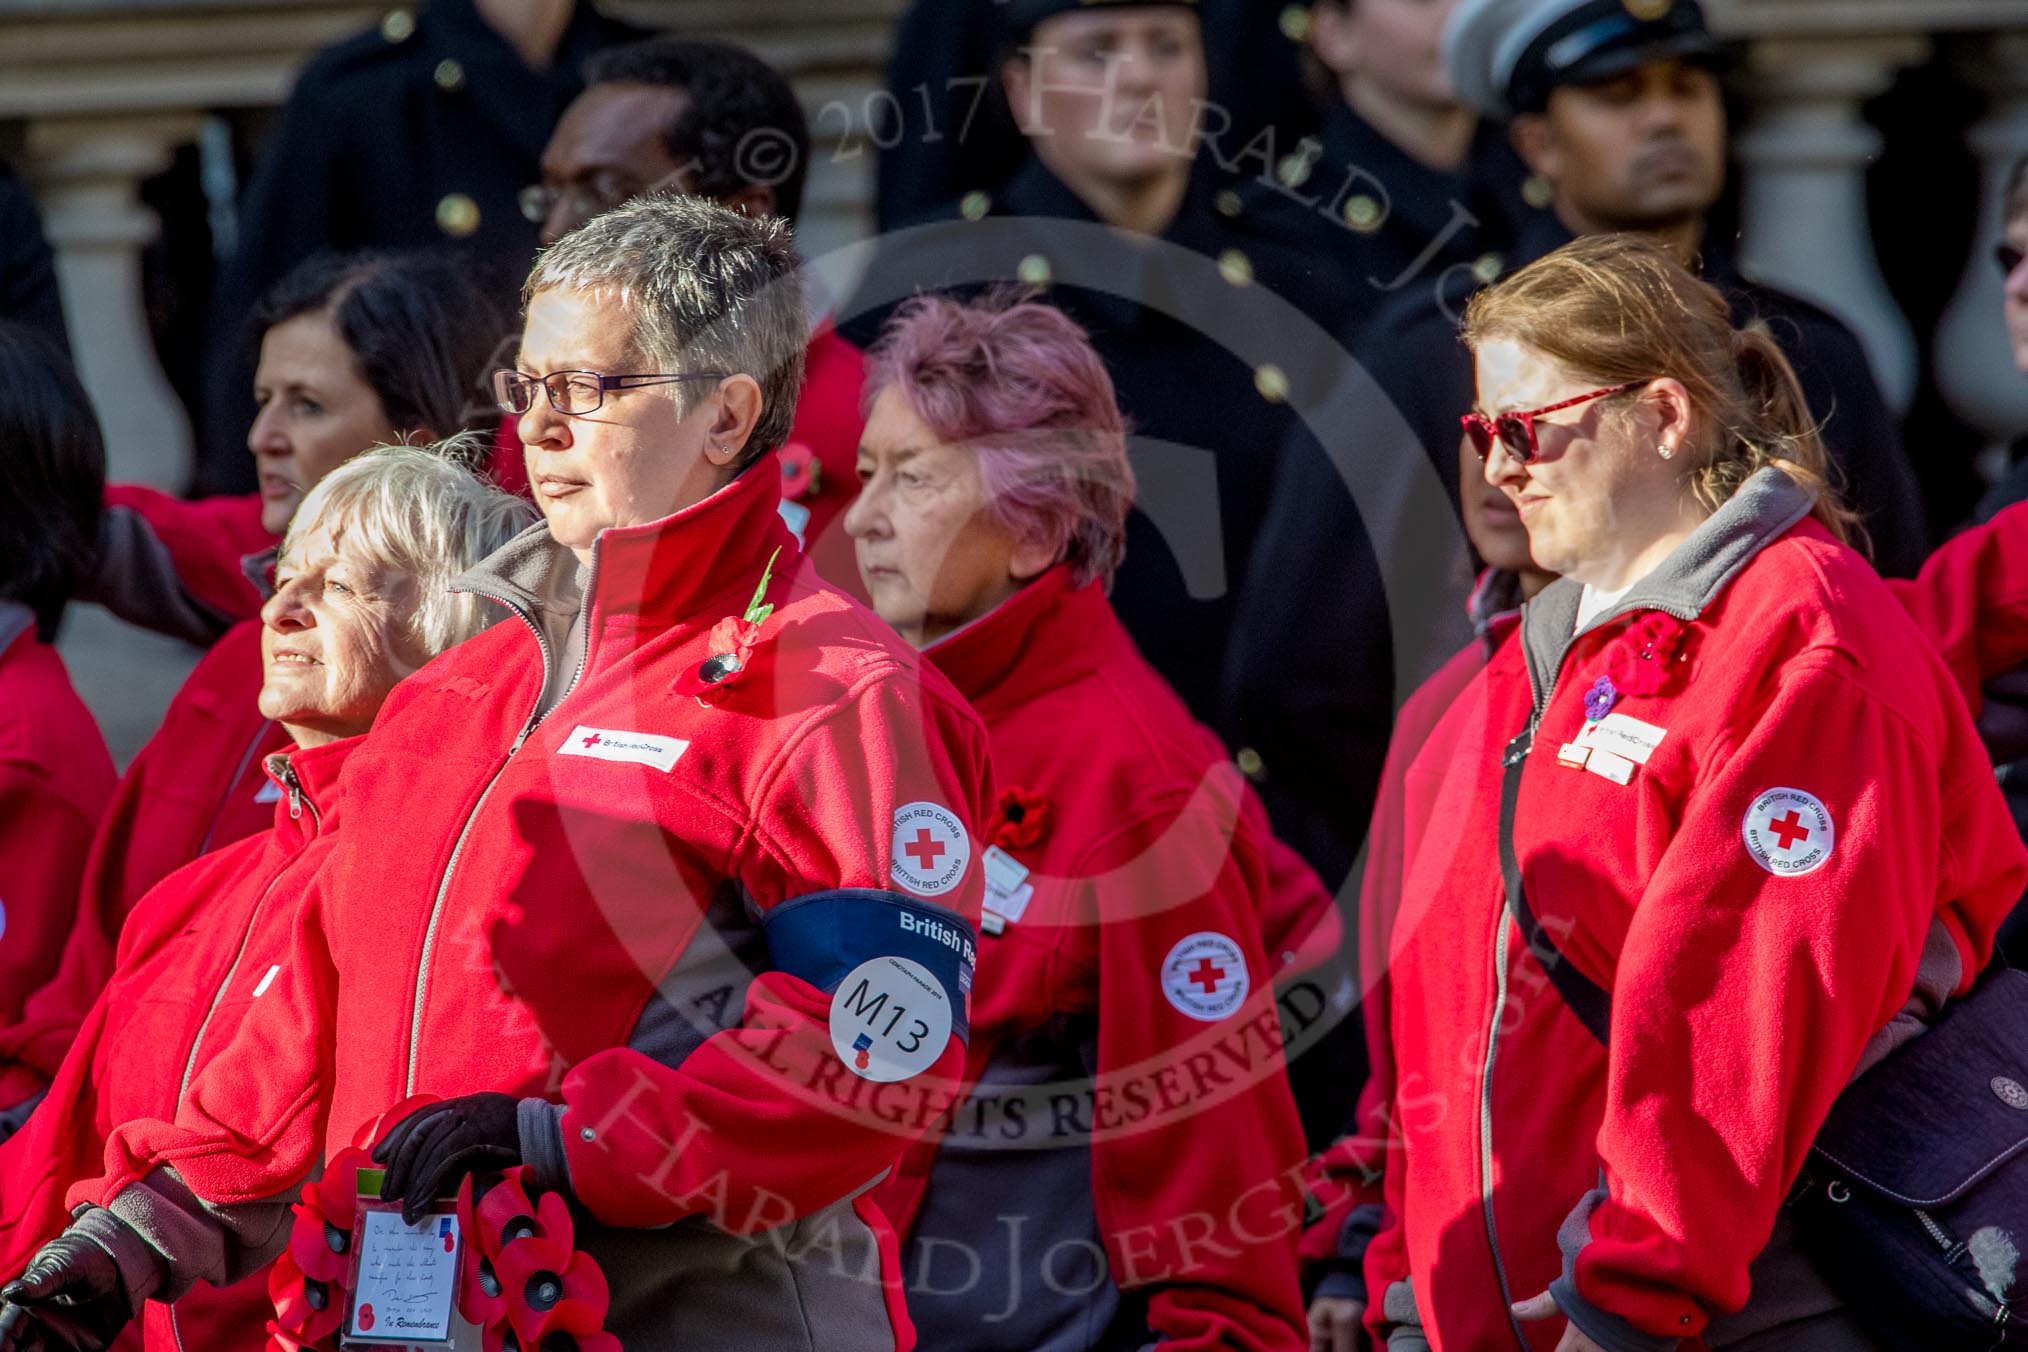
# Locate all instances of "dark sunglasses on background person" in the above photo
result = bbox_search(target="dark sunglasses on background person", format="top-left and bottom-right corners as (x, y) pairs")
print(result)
(1998, 243), (2026, 278)
(1461, 381), (1645, 464)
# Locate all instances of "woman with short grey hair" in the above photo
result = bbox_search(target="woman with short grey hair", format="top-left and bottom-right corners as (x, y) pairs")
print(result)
(0, 445), (532, 1352)
(7, 195), (994, 1352)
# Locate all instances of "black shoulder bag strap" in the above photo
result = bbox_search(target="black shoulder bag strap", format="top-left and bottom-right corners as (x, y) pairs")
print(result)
(1500, 727), (1613, 1045)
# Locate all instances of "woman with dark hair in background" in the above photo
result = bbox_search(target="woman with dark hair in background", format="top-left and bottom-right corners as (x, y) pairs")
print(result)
(0, 251), (507, 1136)
(0, 322), (116, 1036)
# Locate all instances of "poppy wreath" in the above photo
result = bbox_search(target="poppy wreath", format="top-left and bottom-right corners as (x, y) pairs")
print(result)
(1583, 612), (1693, 722)
(987, 786), (1052, 851)
(266, 1095), (444, 1351)
(676, 546), (781, 707)
(457, 1167), (618, 1352)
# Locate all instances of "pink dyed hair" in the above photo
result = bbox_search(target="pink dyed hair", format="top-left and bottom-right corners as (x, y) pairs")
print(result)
(864, 289), (1135, 588)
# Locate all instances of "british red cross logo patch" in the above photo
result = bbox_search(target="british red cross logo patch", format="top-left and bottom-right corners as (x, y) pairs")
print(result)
(1160, 932), (1250, 1021)
(1742, 787), (1835, 877)
(889, 801), (971, 898)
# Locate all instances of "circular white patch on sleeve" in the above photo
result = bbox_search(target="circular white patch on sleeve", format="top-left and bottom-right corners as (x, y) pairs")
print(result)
(1160, 932), (1251, 1022)
(829, 955), (953, 1082)
(1742, 788), (1836, 877)
(890, 801), (971, 898)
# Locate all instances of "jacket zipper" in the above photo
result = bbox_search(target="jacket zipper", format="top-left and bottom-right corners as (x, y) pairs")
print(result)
(404, 560), (599, 1097)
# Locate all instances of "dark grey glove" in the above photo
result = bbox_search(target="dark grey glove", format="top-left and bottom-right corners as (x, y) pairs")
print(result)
(373, 1093), (523, 1225)
(0, 1231), (134, 1352)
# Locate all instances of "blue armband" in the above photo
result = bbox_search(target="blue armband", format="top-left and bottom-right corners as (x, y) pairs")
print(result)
(763, 888), (976, 1045)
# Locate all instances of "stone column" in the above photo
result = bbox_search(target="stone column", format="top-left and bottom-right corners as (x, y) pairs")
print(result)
(1934, 33), (2028, 457)
(26, 113), (201, 489)
(1732, 34), (1929, 415)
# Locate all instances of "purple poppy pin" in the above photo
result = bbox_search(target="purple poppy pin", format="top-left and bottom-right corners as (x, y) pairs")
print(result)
(1584, 674), (1620, 723)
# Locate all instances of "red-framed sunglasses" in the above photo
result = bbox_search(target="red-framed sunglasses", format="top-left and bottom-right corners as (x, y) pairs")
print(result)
(1461, 381), (1645, 464)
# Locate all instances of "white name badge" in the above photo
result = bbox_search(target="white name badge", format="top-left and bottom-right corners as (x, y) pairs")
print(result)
(1586, 749), (1638, 785)
(343, 1209), (462, 1346)
(1583, 713), (1668, 766)
(558, 725), (689, 773)
(981, 845), (1035, 926)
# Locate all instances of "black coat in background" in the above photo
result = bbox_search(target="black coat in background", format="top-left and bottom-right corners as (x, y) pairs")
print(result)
(843, 156), (1357, 761)
(1227, 211), (1929, 888)
(0, 162), (70, 356)
(194, 0), (643, 492)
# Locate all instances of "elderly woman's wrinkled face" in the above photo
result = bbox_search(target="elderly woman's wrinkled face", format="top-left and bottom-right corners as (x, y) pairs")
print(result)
(1473, 337), (1689, 590)
(2005, 206), (2028, 376)
(258, 517), (433, 745)
(249, 311), (406, 536)
(845, 387), (1042, 647)
(1005, 10), (1206, 188)
(515, 287), (750, 563)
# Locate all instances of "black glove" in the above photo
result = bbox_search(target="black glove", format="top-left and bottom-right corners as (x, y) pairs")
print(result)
(373, 1093), (523, 1225)
(0, 1231), (133, 1352)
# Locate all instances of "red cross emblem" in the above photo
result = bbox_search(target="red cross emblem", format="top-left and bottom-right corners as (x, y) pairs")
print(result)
(1188, 957), (1227, 994)
(904, 827), (947, 872)
(1768, 810), (1810, 851)
(581, 732), (602, 748)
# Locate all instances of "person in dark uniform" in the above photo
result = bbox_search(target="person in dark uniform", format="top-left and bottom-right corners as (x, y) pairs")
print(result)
(846, 0), (1352, 758)
(1227, 0), (1541, 344)
(1224, 0), (1929, 891)
(0, 162), (68, 356)
(195, 0), (643, 493)
(872, 0), (1315, 231)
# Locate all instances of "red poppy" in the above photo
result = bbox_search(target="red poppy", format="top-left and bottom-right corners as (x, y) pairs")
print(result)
(264, 1316), (323, 1352)
(268, 1249), (342, 1347)
(676, 616), (764, 702)
(285, 1146), (368, 1284)
(456, 1175), (508, 1327)
(494, 1230), (611, 1347)
(1600, 612), (1692, 698)
(780, 442), (821, 501)
(350, 1094), (442, 1153)
(472, 1169), (539, 1257)
(988, 786), (1051, 850)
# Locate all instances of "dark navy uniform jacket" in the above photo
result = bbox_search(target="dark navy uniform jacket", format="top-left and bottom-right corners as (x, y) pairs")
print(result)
(194, 0), (643, 491)
(0, 161), (69, 355)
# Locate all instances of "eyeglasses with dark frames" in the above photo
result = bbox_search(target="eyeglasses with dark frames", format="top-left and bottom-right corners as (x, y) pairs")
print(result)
(1461, 381), (1647, 465)
(492, 369), (730, 417)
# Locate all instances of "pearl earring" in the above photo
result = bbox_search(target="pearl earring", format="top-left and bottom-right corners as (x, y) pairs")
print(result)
(1658, 442), (1674, 460)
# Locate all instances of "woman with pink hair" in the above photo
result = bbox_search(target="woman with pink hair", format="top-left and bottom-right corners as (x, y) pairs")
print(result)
(847, 291), (1320, 1352)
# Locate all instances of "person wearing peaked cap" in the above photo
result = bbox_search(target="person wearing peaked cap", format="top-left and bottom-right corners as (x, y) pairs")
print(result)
(1444, 0), (1723, 121)
(1222, 0), (1928, 923)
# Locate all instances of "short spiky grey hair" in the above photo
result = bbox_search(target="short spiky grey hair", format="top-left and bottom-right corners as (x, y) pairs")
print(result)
(283, 440), (539, 654)
(524, 194), (808, 463)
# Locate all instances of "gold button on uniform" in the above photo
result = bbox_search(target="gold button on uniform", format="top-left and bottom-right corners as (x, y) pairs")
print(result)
(433, 58), (464, 91)
(1277, 152), (1314, 190)
(1625, 0), (1673, 18)
(1472, 252), (1504, 284)
(1017, 253), (1052, 286)
(1522, 173), (1553, 209)
(959, 190), (991, 221)
(1342, 194), (1382, 233)
(1253, 365), (1289, 404)
(1215, 188), (1244, 219)
(1236, 747), (1266, 781)
(436, 193), (480, 238)
(1218, 248), (1254, 287)
(1278, 4), (1310, 42)
(380, 8), (414, 41)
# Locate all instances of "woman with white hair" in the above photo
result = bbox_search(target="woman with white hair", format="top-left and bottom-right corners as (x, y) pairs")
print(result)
(0, 446), (534, 1352)
(2, 194), (993, 1352)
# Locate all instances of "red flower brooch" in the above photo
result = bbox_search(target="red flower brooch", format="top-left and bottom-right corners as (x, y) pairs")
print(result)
(780, 442), (821, 501)
(987, 786), (1052, 850)
(676, 547), (781, 706)
(1583, 612), (1693, 721)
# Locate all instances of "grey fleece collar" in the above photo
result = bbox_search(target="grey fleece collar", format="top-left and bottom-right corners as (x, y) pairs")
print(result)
(451, 521), (586, 628)
(1520, 466), (1817, 708)
(0, 600), (35, 651)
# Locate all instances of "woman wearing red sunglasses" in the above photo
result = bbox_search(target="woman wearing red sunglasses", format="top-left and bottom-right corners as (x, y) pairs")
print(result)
(1359, 231), (2027, 1352)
